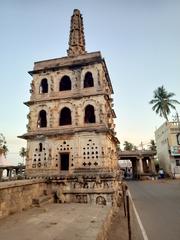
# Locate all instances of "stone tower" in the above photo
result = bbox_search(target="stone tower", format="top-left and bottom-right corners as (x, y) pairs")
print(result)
(19, 9), (120, 205)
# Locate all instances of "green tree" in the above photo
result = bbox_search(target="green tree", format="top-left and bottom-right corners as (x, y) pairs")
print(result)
(123, 141), (134, 151)
(19, 147), (27, 164)
(0, 133), (8, 156)
(133, 145), (138, 151)
(149, 86), (180, 121)
(149, 139), (156, 151)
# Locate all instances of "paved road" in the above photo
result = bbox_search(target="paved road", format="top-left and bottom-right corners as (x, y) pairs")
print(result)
(127, 180), (180, 240)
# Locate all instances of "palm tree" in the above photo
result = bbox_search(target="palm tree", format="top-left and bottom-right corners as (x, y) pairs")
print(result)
(149, 140), (156, 151)
(19, 147), (27, 165)
(149, 86), (180, 121)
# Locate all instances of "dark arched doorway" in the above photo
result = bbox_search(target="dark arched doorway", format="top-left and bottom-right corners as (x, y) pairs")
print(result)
(59, 107), (72, 125)
(84, 105), (96, 123)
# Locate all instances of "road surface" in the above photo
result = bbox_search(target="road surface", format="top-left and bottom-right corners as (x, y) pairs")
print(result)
(128, 180), (180, 240)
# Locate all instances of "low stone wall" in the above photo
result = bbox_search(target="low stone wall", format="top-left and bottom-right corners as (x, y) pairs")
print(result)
(96, 206), (117, 240)
(0, 174), (122, 221)
(0, 179), (48, 219)
(0, 179), (122, 239)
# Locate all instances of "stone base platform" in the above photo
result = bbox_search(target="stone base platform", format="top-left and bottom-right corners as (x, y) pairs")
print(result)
(0, 203), (113, 240)
(46, 170), (122, 206)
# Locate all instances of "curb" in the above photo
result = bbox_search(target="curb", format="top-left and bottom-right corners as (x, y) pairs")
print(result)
(127, 189), (149, 240)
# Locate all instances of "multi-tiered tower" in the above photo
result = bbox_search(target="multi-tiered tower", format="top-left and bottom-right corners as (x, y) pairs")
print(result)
(19, 10), (120, 205)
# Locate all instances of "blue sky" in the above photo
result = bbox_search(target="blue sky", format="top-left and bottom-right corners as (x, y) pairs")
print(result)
(0, 0), (180, 164)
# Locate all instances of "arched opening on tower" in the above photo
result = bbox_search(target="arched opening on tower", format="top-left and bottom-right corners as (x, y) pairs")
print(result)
(84, 72), (94, 88)
(59, 107), (72, 125)
(40, 78), (48, 93)
(38, 110), (47, 128)
(59, 76), (71, 91)
(60, 153), (69, 171)
(39, 143), (43, 152)
(84, 105), (96, 123)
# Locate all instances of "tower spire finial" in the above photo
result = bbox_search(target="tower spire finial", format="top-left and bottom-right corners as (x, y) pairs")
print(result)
(67, 9), (86, 57)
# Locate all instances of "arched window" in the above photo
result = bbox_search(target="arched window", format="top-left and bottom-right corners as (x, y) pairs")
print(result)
(59, 107), (72, 126)
(84, 72), (94, 88)
(40, 78), (48, 93)
(59, 75), (71, 91)
(96, 196), (106, 205)
(39, 143), (43, 152)
(38, 110), (47, 128)
(84, 105), (96, 123)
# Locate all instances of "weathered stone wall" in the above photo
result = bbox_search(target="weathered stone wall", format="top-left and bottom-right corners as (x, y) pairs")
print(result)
(30, 60), (110, 103)
(26, 132), (118, 176)
(97, 206), (117, 240)
(24, 51), (118, 177)
(0, 177), (122, 219)
(0, 179), (48, 219)
(47, 172), (122, 207)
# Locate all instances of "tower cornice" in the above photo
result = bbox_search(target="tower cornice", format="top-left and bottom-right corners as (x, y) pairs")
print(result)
(28, 52), (101, 76)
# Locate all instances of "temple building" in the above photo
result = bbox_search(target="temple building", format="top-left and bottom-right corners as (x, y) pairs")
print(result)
(19, 9), (120, 205)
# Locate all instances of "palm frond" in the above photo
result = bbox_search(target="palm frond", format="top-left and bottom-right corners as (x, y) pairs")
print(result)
(149, 85), (179, 121)
(169, 99), (180, 104)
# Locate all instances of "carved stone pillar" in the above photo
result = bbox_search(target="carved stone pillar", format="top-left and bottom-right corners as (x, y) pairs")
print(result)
(138, 157), (144, 174)
(9, 169), (12, 179)
(149, 157), (156, 173)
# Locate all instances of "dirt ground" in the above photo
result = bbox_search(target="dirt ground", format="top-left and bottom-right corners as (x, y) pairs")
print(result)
(0, 201), (136, 240)
(107, 204), (129, 240)
(0, 203), (110, 240)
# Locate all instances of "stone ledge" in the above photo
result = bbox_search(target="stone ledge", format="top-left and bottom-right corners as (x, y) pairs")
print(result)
(62, 189), (115, 194)
(0, 179), (45, 190)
